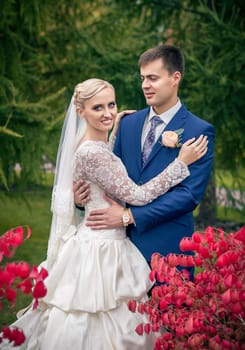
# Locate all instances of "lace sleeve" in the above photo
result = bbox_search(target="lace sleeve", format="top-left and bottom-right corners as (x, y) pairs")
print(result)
(73, 142), (190, 206)
(108, 134), (116, 151)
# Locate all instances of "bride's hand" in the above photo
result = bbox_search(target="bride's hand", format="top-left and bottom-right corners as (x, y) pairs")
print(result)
(111, 110), (136, 137)
(177, 135), (208, 165)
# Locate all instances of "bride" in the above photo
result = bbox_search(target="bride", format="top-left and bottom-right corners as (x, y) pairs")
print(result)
(9, 78), (208, 349)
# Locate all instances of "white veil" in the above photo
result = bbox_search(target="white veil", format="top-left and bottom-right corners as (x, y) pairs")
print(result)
(47, 95), (87, 269)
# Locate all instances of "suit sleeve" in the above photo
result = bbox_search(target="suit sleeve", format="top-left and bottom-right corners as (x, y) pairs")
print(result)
(129, 124), (215, 232)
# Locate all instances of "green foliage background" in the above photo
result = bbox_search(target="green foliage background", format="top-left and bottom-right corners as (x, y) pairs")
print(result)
(0, 0), (244, 186)
(1, 0), (244, 186)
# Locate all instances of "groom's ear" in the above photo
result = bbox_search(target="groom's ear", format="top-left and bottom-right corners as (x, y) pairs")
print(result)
(172, 71), (181, 86)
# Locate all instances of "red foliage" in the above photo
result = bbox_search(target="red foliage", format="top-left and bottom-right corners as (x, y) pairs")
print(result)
(129, 226), (245, 350)
(0, 326), (25, 346)
(0, 226), (48, 347)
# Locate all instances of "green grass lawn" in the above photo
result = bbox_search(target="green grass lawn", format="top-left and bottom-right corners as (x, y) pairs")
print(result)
(0, 188), (52, 326)
(193, 203), (244, 224)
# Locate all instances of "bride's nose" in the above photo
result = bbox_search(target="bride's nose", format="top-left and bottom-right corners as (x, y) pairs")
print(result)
(103, 108), (113, 116)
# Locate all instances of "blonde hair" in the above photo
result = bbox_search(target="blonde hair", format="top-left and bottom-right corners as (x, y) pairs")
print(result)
(74, 78), (115, 109)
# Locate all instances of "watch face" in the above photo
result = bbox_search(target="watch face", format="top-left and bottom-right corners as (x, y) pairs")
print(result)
(123, 214), (130, 223)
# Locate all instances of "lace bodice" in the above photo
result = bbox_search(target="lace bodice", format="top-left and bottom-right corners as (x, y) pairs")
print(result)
(72, 140), (189, 206)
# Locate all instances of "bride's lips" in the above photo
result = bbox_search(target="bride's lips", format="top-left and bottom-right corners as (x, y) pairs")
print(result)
(101, 117), (113, 126)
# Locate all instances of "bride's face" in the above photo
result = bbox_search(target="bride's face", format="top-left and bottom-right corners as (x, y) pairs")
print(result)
(80, 87), (117, 137)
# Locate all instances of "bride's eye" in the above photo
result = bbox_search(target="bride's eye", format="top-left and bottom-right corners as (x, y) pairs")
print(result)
(109, 102), (116, 108)
(93, 105), (102, 111)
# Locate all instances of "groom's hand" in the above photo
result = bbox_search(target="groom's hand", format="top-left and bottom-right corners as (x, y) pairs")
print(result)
(86, 195), (128, 230)
(73, 180), (90, 207)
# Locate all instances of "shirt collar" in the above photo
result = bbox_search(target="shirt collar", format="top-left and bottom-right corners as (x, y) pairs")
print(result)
(148, 99), (182, 125)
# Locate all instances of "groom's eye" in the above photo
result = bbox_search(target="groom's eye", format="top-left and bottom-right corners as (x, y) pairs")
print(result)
(149, 75), (158, 81)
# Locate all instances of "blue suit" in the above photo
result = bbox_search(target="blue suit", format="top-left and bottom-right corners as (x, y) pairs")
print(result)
(114, 104), (215, 262)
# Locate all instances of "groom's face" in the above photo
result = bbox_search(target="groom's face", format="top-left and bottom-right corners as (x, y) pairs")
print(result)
(140, 58), (181, 115)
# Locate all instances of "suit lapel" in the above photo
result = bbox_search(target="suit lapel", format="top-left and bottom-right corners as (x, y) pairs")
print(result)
(127, 108), (149, 174)
(163, 104), (187, 132)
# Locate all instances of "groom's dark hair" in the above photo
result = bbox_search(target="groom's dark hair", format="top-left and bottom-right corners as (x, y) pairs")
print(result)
(138, 44), (185, 79)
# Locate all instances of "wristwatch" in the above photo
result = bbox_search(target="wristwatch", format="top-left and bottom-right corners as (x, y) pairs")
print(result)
(122, 208), (130, 227)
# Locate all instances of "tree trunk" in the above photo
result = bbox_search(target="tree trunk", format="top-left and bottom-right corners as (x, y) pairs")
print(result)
(196, 170), (217, 227)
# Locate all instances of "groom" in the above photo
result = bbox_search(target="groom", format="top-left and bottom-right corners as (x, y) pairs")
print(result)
(74, 44), (215, 268)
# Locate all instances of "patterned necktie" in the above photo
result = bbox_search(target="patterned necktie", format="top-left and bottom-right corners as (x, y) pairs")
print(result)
(142, 116), (163, 166)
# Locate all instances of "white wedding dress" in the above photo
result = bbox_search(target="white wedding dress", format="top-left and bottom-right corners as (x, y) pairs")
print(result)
(9, 140), (189, 350)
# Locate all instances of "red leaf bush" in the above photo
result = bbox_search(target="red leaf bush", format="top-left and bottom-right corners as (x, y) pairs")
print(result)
(0, 226), (48, 347)
(128, 226), (245, 350)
